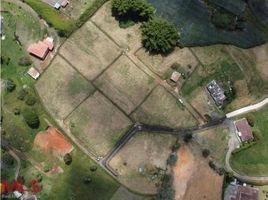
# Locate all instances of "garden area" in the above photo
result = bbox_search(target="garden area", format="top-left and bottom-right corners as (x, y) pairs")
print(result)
(230, 107), (268, 176)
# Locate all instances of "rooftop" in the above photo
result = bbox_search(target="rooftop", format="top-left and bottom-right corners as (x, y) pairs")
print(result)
(235, 118), (254, 142)
(27, 37), (54, 60)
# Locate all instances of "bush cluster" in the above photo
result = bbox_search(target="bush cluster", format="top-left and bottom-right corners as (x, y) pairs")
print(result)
(22, 108), (40, 129)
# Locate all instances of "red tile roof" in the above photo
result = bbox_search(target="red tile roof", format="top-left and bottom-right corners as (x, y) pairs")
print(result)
(235, 118), (254, 142)
(27, 37), (54, 60)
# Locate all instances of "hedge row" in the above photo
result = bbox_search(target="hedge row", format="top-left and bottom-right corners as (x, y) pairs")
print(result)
(231, 141), (257, 155)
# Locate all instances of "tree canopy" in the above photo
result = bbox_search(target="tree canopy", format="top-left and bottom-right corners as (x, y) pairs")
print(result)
(22, 108), (40, 129)
(111, 0), (154, 22)
(141, 17), (179, 54)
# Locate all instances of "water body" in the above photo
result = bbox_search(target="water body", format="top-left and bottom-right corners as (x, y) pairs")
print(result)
(147, 0), (266, 48)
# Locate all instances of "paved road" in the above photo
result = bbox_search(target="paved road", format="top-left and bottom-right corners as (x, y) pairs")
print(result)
(224, 119), (268, 185)
(226, 98), (268, 118)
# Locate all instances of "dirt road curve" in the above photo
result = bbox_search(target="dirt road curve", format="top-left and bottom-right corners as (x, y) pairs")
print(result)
(8, 149), (21, 180)
(226, 97), (268, 118)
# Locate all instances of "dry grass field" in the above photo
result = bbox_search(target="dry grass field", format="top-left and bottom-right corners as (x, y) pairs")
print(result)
(242, 43), (268, 80)
(91, 2), (142, 53)
(187, 87), (223, 119)
(173, 145), (223, 200)
(94, 55), (156, 114)
(110, 187), (150, 200)
(194, 126), (229, 166)
(136, 47), (199, 79)
(109, 132), (176, 194)
(131, 86), (198, 128)
(65, 91), (132, 156)
(60, 20), (121, 80)
(36, 56), (95, 120)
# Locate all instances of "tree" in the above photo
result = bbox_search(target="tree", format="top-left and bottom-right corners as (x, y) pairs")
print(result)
(64, 153), (72, 165)
(202, 149), (210, 158)
(167, 153), (177, 166)
(25, 95), (37, 106)
(90, 165), (97, 172)
(112, 0), (154, 23)
(183, 133), (192, 143)
(141, 17), (179, 54)
(22, 108), (40, 129)
(157, 174), (175, 200)
(6, 79), (16, 92)
(83, 176), (92, 184)
(18, 56), (32, 66)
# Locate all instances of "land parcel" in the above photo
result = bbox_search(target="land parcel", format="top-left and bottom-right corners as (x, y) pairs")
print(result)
(91, 2), (142, 53)
(94, 55), (156, 114)
(36, 56), (95, 120)
(131, 86), (198, 128)
(60, 20), (121, 80)
(109, 132), (176, 194)
(65, 91), (132, 156)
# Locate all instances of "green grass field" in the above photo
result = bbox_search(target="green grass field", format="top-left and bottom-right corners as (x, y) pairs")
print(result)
(24, 0), (75, 35)
(1, 2), (54, 151)
(230, 107), (268, 176)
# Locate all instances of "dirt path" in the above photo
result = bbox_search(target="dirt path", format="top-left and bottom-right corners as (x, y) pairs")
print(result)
(8, 149), (21, 180)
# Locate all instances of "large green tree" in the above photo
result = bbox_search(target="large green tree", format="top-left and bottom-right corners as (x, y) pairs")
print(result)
(111, 0), (154, 22)
(22, 108), (40, 129)
(141, 17), (179, 54)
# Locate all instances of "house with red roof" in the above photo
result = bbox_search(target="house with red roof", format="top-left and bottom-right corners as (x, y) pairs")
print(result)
(27, 37), (54, 60)
(234, 118), (254, 143)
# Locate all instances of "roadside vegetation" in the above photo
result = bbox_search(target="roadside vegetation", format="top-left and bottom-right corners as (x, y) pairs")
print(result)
(230, 107), (268, 176)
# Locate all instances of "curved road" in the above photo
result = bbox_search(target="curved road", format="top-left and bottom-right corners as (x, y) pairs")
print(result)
(226, 97), (268, 118)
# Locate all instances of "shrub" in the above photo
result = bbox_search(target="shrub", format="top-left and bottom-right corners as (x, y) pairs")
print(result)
(17, 89), (28, 100)
(183, 133), (192, 143)
(90, 165), (97, 172)
(158, 174), (175, 200)
(6, 79), (16, 92)
(167, 153), (177, 166)
(141, 17), (179, 54)
(202, 149), (210, 158)
(171, 142), (180, 152)
(18, 56), (32, 66)
(63, 153), (72, 165)
(43, 164), (51, 173)
(112, 0), (154, 22)
(14, 108), (20, 115)
(2, 154), (14, 166)
(1, 55), (11, 65)
(22, 108), (40, 129)
(83, 176), (92, 184)
(25, 95), (37, 106)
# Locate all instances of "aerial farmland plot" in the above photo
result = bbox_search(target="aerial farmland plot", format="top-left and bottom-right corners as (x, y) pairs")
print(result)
(131, 86), (198, 128)
(36, 56), (95, 120)
(109, 132), (177, 194)
(91, 2), (142, 53)
(136, 47), (199, 79)
(65, 91), (132, 156)
(94, 55), (157, 114)
(60, 20), (121, 80)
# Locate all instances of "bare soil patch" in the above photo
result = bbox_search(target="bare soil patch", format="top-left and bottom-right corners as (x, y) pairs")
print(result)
(34, 127), (73, 157)
(94, 55), (156, 114)
(136, 47), (199, 79)
(173, 145), (223, 200)
(65, 91), (132, 156)
(109, 132), (176, 194)
(60, 20), (121, 80)
(91, 2), (142, 53)
(36, 56), (95, 120)
(131, 86), (198, 128)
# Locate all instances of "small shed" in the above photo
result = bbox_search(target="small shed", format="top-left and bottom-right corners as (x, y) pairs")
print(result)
(170, 71), (181, 83)
(61, 0), (69, 7)
(27, 67), (40, 80)
(54, 2), (61, 9)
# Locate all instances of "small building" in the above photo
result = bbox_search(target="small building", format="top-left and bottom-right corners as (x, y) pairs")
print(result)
(170, 71), (181, 83)
(27, 37), (54, 60)
(54, 2), (61, 9)
(27, 67), (40, 80)
(224, 184), (259, 200)
(61, 0), (69, 7)
(13, 191), (23, 199)
(207, 80), (226, 106)
(234, 118), (254, 143)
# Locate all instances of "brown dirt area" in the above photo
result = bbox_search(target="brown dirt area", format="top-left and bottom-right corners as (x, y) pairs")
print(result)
(131, 86), (198, 128)
(91, 2), (142, 53)
(34, 127), (73, 157)
(109, 132), (176, 194)
(65, 91), (132, 156)
(136, 47), (199, 78)
(173, 145), (223, 200)
(60, 20), (121, 80)
(242, 44), (268, 80)
(36, 56), (95, 120)
(111, 186), (150, 200)
(94, 55), (156, 114)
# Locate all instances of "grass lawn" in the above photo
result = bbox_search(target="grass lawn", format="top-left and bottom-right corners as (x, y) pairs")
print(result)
(1, 3), (54, 151)
(230, 107), (268, 176)
(24, 0), (75, 35)
(18, 148), (120, 200)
